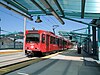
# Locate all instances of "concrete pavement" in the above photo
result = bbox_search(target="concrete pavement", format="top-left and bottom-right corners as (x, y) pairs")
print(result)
(6, 48), (100, 75)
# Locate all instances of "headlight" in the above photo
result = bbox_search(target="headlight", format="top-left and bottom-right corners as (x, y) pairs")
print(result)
(31, 46), (34, 48)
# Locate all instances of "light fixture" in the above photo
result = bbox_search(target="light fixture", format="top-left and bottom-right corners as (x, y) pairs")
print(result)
(35, 15), (42, 23)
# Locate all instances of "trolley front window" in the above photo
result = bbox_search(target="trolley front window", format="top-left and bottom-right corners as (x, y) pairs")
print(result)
(26, 33), (40, 42)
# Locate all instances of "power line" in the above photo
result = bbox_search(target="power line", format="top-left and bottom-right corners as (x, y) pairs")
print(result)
(42, 16), (52, 27)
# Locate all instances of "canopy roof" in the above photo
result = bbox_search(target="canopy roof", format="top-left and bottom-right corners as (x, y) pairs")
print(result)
(1, 0), (99, 41)
(0, 0), (100, 24)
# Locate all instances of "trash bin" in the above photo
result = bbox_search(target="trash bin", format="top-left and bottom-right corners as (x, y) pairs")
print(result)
(77, 47), (81, 54)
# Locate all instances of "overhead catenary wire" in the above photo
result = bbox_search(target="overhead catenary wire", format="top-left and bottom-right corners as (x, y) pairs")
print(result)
(43, 16), (60, 30)
(43, 16), (67, 34)
(0, 9), (46, 30)
(50, 16), (59, 24)
(0, 9), (23, 21)
(0, 9), (66, 34)
(43, 16), (55, 25)
(42, 16), (65, 33)
(42, 16), (53, 27)
(0, 8), (54, 31)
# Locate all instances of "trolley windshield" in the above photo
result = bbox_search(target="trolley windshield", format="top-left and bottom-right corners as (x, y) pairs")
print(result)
(26, 33), (40, 42)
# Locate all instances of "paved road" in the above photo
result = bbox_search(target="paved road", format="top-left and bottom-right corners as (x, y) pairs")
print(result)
(6, 49), (100, 75)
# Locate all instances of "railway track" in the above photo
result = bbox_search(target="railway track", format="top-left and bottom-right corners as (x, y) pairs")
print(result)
(0, 54), (38, 68)
(0, 56), (26, 63)
(0, 53), (25, 62)
(0, 50), (66, 75)
(0, 52), (23, 57)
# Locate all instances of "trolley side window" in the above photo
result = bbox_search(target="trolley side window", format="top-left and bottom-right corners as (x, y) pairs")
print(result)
(53, 37), (55, 44)
(55, 38), (58, 45)
(26, 33), (40, 42)
(50, 36), (55, 44)
(59, 39), (63, 45)
(63, 40), (67, 46)
(57, 38), (59, 46)
(42, 34), (45, 43)
(50, 36), (53, 44)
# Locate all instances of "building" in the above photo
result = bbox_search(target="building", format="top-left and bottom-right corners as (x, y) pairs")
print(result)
(0, 37), (23, 49)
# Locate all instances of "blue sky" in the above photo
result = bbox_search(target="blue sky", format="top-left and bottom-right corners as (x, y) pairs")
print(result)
(0, 6), (92, 35)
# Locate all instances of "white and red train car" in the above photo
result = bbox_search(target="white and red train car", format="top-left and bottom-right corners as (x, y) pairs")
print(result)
(25, 30), (72, 56)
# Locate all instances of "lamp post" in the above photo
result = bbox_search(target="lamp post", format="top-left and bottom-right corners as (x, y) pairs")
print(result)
(52, 25), (59, 34)
(23, 17), (27, 53)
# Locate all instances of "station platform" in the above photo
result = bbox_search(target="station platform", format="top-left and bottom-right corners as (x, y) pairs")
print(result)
(0, 49), (23, 54)
(6, 48), (100, 75)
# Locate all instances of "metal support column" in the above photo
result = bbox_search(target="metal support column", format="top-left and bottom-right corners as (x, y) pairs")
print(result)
(0, 27), (1, 39)
(0, 18), (1, 39)
(14, 38), (16, 48)
(81, 0), (86, 18)
(98, 28), (100, 61)
(88, 25), (90, 53)
(23, 17), (27, 53)
(80, 36), (81, 46)
(92, 26), (97, 55)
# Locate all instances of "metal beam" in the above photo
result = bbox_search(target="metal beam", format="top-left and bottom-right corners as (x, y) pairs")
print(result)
(87, 23), (91, 53)
(13, 0), (28, 10)
(40, 0), (65, 25)
(3, 0), (31, 16)
(0, 2), (33, 20)
(28, 11), (52, 15)
(71, 32), (92, 36)
(81, 0), (86, 18)
(31, 0), (47, 14)
(59, 31), (92, 36)
(72, 27), (87, 32)
(61, 16), (98, 27)
(53, 0), (65, 17)
(61, 34), (87, 38)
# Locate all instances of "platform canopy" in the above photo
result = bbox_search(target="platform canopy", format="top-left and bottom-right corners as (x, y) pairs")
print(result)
(0, 0), (100, 24)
